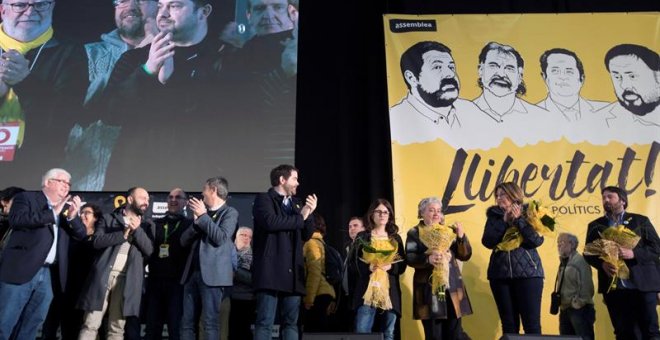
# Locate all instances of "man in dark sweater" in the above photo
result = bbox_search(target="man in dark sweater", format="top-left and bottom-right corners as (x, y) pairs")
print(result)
(144, 188), (192, 340)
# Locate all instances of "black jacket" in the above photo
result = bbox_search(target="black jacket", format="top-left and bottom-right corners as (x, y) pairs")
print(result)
(585, 212), (660, 293)
(482, 206), (545, 280)
(0, 38), (87, 183)
(252, 188), (315, 295)
(77, 207), (154, 316)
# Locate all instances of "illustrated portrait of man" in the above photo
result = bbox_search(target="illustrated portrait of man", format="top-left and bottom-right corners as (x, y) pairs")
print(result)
(537, 48), (608, 122)
(389, 41), (497, 148)
(472, 41), (559, 145)
(600, 44), (659, 129)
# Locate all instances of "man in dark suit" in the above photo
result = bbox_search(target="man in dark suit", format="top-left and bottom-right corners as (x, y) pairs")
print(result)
(252, 164), (317, 340)
(179, 177), (238, 340)
(0, 168), (86, 340)
(585, 186), (660, 340)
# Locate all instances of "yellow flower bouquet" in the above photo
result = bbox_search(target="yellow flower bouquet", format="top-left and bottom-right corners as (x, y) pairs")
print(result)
(418, 223), (456, 301)
(359, 237), (402, 310)
(496, 200), (556, 252)
(583, 221), (640, 292)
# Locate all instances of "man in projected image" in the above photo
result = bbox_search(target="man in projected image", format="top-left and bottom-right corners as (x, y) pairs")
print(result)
(389, 41), (497, 148)
(101, 0), (227, 189)
(0, 0), (87, 187)
(472, 41), (558, 144)
(536, 48), (608, 122)
(599, 44), (659, 129)
(62, 0), (159, 191)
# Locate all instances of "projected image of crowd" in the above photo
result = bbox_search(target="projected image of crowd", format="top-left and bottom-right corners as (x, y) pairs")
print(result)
(2, 165), (659, 340)
(0, 0), (299, 192)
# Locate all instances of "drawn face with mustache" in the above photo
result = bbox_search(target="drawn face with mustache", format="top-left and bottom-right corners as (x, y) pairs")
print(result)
(608, 55), (660, 116)
(479, 50), (522, 97)
(409, 50), (460, 108)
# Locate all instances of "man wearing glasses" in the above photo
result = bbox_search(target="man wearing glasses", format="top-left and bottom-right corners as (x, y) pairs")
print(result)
(0, 168), (87, 340)
(144, 187), (192, 340)
(0, 1), (87, 188)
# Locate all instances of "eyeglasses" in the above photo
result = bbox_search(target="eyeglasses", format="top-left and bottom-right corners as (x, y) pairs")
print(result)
(373, 210), (390, 216)
(113, 0), (155, 8)
(49, 178), (71, 187)
(3, 1), (53, 13)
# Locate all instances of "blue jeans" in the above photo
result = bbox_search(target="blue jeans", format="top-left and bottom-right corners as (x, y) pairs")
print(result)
(0, 267), (53, 340)
(180, 271), (225, 340)
(355, 305), (397, 340)
(559, 304), (595, 340)
(254, 290), (300, 340)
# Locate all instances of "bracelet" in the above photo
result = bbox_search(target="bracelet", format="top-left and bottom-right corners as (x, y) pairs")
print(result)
(142, 64), (156, 76)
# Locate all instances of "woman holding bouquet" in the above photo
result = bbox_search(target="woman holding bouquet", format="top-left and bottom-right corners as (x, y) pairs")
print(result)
(482, 182), (545, 335)
(405, 197), (473, 340)
(352, 199), (407, 340)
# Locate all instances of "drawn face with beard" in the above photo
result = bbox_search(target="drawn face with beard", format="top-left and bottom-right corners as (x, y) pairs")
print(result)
(410, 50), (460, 108)
(608, 55), (660, 116)
(115, 0), (146, 40)
(479, 50), (522, 97)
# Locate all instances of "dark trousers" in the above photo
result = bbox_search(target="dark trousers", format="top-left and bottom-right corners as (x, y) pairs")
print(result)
(228, 298), (256, 340)
(604, 289), (660, 340)
(302, 294), (335, 333)
(420, 296), (461, 340)
(144, 278), (183, 340)
(559, 304), (595, 340)
(489, 277), (543, 334)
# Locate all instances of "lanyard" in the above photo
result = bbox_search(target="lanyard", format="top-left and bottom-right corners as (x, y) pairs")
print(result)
(162, 221), (181, 244)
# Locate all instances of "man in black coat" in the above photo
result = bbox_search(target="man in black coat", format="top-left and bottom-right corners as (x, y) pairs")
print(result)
(251, 164), (317, 340)
(0, 168), (86, 340)
(77, 187), (154, 339)
(585, 186), (660, 340)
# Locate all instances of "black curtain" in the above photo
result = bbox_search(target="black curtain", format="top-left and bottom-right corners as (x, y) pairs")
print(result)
(294, 0), (659, 246)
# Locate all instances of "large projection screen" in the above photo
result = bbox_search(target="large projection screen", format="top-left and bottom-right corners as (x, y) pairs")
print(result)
(0, 0), (297, 192)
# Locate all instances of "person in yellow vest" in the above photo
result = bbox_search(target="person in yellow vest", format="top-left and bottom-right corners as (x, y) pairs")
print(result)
(0, 0), (87, 185)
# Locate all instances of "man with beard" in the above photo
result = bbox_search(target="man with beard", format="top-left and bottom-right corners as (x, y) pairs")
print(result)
(599, 44), (659, 135)
(64, 0), (158, 209)
(252, 164), (317, 340)
(77, 187), (154, 340)
(472, 41), (557, 145)
(101, 0), (226, 190)
(389, 41), (497, 148)
(584, 186), (660, 340)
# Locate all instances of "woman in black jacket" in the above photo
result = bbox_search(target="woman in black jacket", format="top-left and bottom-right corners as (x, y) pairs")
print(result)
(482, 182), (544, 335)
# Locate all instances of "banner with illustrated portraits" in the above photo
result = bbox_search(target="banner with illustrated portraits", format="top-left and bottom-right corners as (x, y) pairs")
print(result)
(384, 13), (659, 339)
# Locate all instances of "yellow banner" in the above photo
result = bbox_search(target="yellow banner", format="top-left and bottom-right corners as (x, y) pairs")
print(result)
(384, 13), (659, 339)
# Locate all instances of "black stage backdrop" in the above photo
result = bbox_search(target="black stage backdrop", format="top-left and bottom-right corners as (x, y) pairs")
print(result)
(294, 0), (659, 248)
